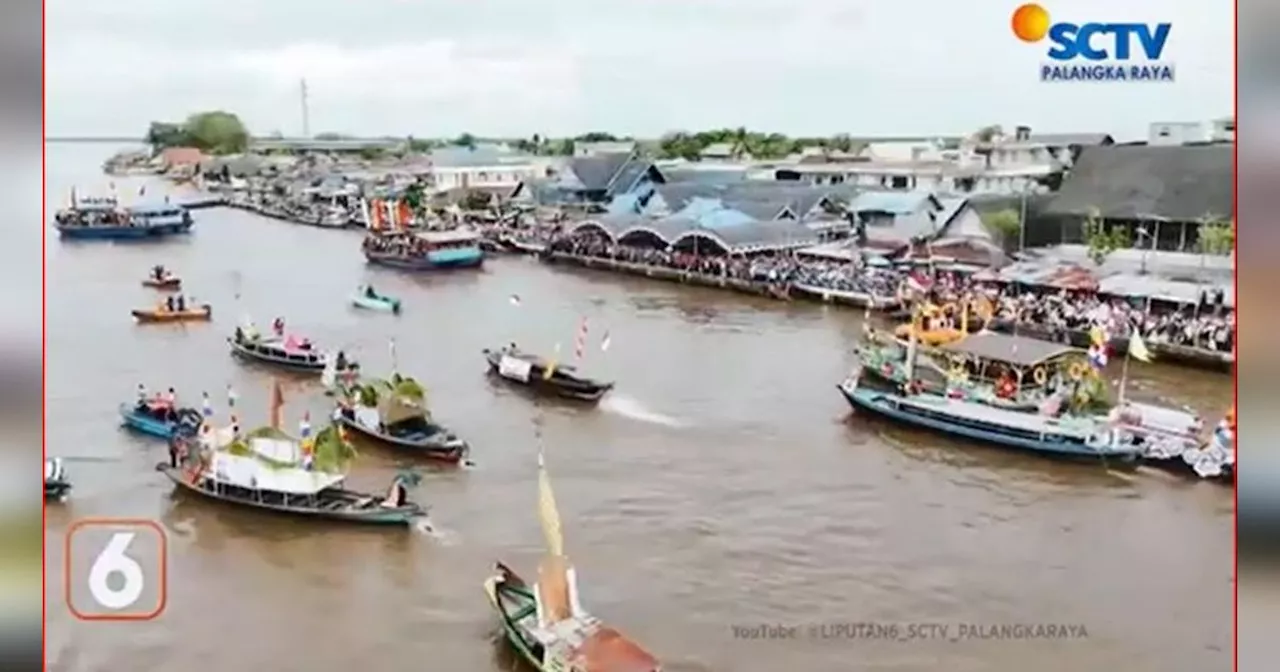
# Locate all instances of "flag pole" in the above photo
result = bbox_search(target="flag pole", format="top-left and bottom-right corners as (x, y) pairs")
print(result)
(1117, 342), (1132, 405)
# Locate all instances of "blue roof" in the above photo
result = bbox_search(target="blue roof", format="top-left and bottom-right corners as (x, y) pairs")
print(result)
(848, 191), (934, 214)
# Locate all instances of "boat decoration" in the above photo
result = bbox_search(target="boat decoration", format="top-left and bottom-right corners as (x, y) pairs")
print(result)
(141, 265), (181, 289)
(158, 381), (428, 526)
(228, 318), (355, 374)
(484, 449), (660, 672)
(54, 190), (194, 240)
(351, 284), (402, 314)
(132, 295), (211, 323)
(839, 304), (1142, 462)
(119, 385), (204, 439)
(483, 345), (614, 403)
(1134, 404), (1233, 483)
(362, 229), (484, 271)
(45, 458), (70, 501)
(333, 372), (471, 464)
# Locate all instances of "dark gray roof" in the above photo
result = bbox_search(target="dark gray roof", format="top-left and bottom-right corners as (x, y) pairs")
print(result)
(661, 168), (748, 185)
(941, 333), (1077, 368)
(651, 181), (854, 217)
(1044, 144), (1233, 222)
(568, 153), (632, 191)
(1028, 133), (1114, 146)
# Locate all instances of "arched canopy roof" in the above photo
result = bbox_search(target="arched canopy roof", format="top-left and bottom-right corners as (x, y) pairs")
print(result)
(567, 214), (820, 254)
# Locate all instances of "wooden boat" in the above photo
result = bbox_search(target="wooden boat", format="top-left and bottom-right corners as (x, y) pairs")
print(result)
(158, 400), (428, 527)
(363, 230), (485, 271)
(228, 327), (355, 374)
(351, 286), (402, 313)
(838, 373), (1142, 461)
(45, 458), (70, 501)
(483, 347), (613, 403)
(55, 199), (195, 240)
(484, 452), (660, 672)
(119, 399), (204, 440)
(333, 374), (471, 464)
(132, 304), (212, 323)
(141, 276), (181, 290)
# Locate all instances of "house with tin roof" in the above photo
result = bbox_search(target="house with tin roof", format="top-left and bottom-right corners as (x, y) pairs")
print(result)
(511, 150), (666, 206)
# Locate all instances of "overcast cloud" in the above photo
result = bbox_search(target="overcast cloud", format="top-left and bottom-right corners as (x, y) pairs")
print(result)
(46, 0), (1232, 139)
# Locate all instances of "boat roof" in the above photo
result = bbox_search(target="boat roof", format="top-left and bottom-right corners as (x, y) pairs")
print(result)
(210, 450), (343, 494)
(941, 332), (1077, 368)
(415, 229), (480, 244)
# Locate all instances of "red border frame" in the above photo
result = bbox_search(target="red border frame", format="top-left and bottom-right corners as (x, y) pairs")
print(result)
(63, 518), (168, 621)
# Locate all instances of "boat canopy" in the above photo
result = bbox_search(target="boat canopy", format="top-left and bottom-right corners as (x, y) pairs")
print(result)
(209, 451), (343, 494)
(941, 332), (1078, 368)
(416, 229), (480, 245)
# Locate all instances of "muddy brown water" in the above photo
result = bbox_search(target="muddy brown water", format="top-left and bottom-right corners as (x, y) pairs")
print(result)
(44, 144), (1232, 672)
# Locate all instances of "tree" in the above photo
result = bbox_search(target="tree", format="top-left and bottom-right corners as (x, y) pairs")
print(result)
(358, 146), (385, 161)
(403, 181), (426, 215)
(827, 133), (855, 153)
(452, 133), (476, 149)
(461, 189), (493, 211)
(1081, 208), (1131, 266)
(982, 208), (1022, 249)
(1196, 215), (1234, 256)
(145, 122), (187, 150)
(181, 111), (250, 154)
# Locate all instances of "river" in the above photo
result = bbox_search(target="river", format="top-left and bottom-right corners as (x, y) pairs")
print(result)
(43, 143), (1233, 672)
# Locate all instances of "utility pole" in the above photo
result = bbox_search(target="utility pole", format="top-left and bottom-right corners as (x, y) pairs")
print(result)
(300, 78), (311, 138)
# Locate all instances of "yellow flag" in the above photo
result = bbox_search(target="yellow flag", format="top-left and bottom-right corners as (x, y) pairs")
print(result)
(537, 451), (564, 557)
(1089, 325), (1107, 347)
(1128, 332), (1153, 362)
(542, 360), (557, 380)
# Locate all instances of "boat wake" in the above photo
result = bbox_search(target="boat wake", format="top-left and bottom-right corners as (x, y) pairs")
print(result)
(600, 394), (684, 427)
(414, 518), (459, 543)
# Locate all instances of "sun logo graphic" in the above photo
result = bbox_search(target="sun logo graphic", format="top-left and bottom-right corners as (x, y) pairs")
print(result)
(1009, 4), (1175, 83)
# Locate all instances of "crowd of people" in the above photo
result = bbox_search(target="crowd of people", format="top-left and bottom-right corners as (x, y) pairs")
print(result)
(500, 224), (1236, 358)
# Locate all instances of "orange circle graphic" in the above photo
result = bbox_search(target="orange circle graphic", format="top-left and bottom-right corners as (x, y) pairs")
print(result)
(1011, 4), (1051, 43)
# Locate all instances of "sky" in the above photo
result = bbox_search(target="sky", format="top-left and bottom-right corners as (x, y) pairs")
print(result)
(45, 0), (1233, 140)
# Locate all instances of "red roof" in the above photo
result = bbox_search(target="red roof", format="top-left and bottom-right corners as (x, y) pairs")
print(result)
(160, 147), (206, 166)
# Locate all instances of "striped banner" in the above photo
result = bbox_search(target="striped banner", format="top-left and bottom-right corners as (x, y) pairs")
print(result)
(573, 317), (588, 362)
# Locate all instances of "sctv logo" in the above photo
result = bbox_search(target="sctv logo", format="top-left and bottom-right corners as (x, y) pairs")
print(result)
(1011, 4), (1175, 83)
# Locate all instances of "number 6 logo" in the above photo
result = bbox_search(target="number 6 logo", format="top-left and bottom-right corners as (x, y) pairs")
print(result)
(65, 518), (167, 621)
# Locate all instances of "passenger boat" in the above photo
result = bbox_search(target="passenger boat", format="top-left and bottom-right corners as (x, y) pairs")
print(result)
(484, 451), (660, 672)
(362, 230), (485, 271)
(228, 324), (355, 374)
(333, 374), (471, 464)
(839, 321), (1142, 462)
(157, 389), (428, 527)
(131, 303), (212, 323)
(54, 196), (195, 240)
(350, 285), (402, 314)
(45, 458), (71, 501)
(483, 347), (614, 403)
(857, 330), (1102, 413)
(120, 396), (204, 439)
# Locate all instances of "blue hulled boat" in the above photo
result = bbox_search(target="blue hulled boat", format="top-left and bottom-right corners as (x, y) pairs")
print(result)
(55, 197), (194, 240)
(120, 400), (203, 439)
(362, 230), (484, 271)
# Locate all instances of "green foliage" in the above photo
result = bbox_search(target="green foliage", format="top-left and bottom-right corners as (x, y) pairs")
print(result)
(350, 374), (426, 407)
(403, 181), (425, 213)
(145, 111), (249, 155)
(982, 208), (1022, 244)
(1081, 208), (1131, 265)
(461, 189), (493, 211)
(452, 133), (477, 149)
(1196, 215), (1234, 256)
(358, 146), (385, 161)
(655, 128), (814, 161)
(406, 137), (435, 153)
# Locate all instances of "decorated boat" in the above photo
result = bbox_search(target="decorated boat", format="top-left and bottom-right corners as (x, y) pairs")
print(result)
(45, 458), (71, 501)
(54, 194), (194, 240)
(1135, 404), (1233, 483)
(483, 346), (613, 403)
(839, 320), (1142, 462)
(132, 301), (212, 323)
(484, 451), (660, 672)
(362, 230), (484, 271)
(158, 382), (429, 527)
(228, 321), (355, 374)
(333, 373), (471, 464)
(351, 285), (402, 314)
(119, 392), (204, 439)
(986, 320), (1233, 372)
(141, 265), (181, 289)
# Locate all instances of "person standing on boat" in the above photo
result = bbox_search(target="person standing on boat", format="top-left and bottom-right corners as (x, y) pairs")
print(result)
(165, 295), (175, 312)
(273, 317), (285, 337)
(137, 383), (148, 406)
(175, 295), (186, 311)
